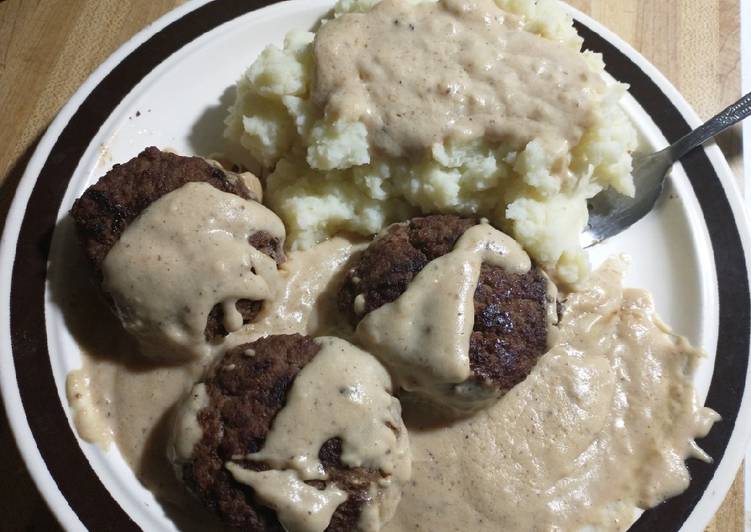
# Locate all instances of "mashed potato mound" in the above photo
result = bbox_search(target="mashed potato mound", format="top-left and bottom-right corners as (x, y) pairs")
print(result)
(225, 0), (637, 285)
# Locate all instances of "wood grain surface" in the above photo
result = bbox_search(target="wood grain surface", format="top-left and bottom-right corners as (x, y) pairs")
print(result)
(0, 1), (744, 530)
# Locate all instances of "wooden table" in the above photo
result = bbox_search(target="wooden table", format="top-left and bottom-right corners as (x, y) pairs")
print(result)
(0, 1), (744, 530)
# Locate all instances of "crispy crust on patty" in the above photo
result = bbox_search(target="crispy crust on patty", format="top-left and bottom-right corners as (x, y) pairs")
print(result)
(179, 334), (383, 531)
(70, 147), (284, 340)
(338, 215), (550, 394)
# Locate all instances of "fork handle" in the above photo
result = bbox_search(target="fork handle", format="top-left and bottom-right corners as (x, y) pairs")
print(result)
(668, 91), (751, 161)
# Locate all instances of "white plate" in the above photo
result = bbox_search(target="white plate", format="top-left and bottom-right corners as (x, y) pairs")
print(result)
(1, 1), (750, 531)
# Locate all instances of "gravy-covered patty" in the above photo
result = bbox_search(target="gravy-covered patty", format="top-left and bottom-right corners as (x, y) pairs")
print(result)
(339, 215), (554, 409)
(169, 334), (411, 531)
(70, 147), (285, 357)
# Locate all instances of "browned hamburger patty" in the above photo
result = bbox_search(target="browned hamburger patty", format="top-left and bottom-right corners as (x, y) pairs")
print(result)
(338, 215), (551, 394)
(179, 334), (383, 531)
(70, 147), (284, 340)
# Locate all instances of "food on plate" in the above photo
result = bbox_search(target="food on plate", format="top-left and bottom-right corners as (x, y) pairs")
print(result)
(168, 334), (411, 531)
(387, 259), (719, 531)
(65, 214), (719, 531)
(225, 0), (638, 284)
(339, 215), (555, 411)
(60, 0), (719, 530)
(71, 147), (286, 361)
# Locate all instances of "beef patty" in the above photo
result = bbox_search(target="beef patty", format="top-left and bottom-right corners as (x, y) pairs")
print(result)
(338, 214), (553, 398)
(174, 334), (396, 531)
(70, 147), (284, 340)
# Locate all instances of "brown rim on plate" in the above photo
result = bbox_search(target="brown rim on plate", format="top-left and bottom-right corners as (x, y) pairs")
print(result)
(6, 2), (749, 530)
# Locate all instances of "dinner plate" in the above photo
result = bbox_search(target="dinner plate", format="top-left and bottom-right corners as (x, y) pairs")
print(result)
(1, 1), (749, 531)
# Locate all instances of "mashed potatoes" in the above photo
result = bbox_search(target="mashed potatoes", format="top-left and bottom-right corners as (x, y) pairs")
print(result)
(225, 0), (637, 284)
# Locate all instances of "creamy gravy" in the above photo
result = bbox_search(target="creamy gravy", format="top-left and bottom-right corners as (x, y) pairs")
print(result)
(66, 368), (115, 448)
(243, 337), (410, 478)
(230, 237), (365, 344)
(102, 181), (285, 361)
(168, 383), (210, 466)
(355, 223), (532, 408)
(314, 0), (604, 158)
(226, 467), (348, 532)
(204, 157), (264, 201)
(64, 346), (216, 530)
(70, 237), (360, 464)
(65, 217), (717, 532)
(384, 258), (718, 531)
(61, 232), (359, 530)
(229, 336), (411, 531)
